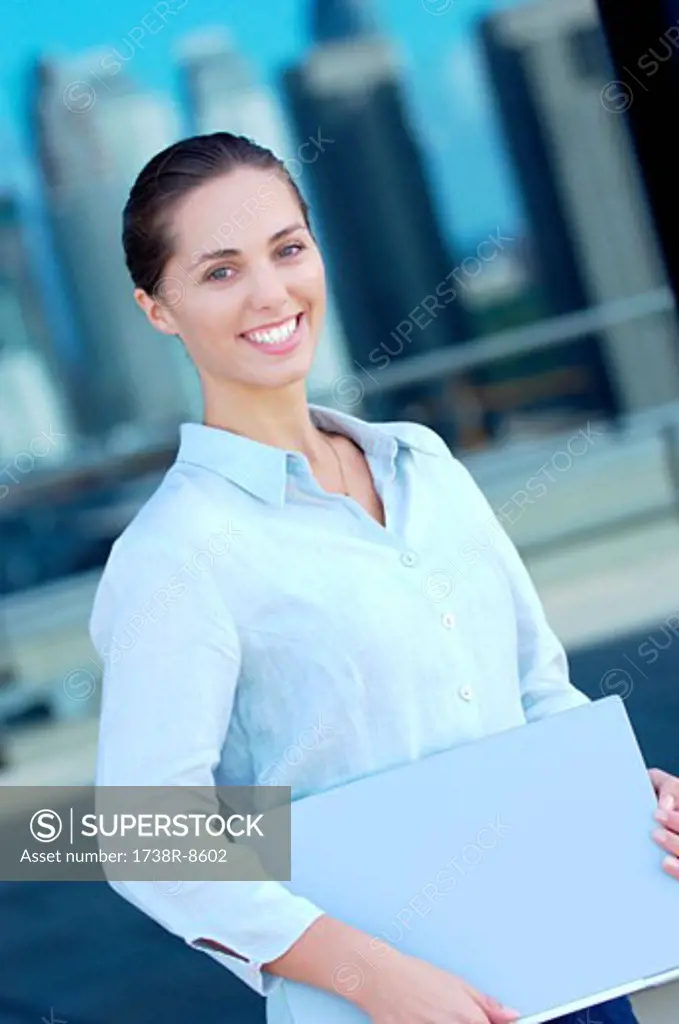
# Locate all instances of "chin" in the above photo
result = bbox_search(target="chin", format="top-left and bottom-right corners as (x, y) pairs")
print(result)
(243, 359), (312, 390)
(272, 360), (314, 388)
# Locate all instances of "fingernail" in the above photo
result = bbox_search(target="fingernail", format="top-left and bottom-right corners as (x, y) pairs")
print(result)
(663, 855), (678, 870)
(652, 828), (666, 843)
(660, 793), (675, 811)
(655, 809), (669, 823)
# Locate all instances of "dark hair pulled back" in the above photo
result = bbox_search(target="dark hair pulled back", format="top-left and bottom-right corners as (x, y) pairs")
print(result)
(122, 132), (311, 299)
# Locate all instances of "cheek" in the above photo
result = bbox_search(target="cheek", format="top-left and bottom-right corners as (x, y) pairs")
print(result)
(188, 289), (242, 332)
(178, 294), (244, 360)
(295, 259), (326, 308)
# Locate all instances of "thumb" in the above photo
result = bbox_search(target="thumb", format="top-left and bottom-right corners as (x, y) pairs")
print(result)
(476, 990), (522, 1023)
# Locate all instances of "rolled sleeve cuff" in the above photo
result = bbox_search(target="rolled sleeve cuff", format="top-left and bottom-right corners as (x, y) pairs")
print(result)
(186, 897), (326, 996)
(108, 877), (326, 998)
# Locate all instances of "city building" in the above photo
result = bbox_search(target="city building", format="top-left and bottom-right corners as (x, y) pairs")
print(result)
(31, 53), (202, 438)
(177, 28), (354, 407)
(281, 0), (472, 433)
(0, 340), (73, 465)
(0, 195), (73, 462)
(480, 0), (679, 416)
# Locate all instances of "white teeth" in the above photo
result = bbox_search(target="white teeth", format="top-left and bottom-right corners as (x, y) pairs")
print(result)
(245, 315), (299, 345)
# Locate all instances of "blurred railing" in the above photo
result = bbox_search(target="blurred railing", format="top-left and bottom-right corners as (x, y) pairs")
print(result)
(468, 401), (679, 556)
(311, 286), (676, 399)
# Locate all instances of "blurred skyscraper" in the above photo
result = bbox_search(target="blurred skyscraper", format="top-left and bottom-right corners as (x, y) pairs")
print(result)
(0, 195), (73, 462)
(177, 28), (354, 407)
(481, 0), (679, 415)
(282, 0), (472, 431)
(0, 344), (72, 464)
(32, 53), (202, 439)
(311, 0), (380, 40)
(179, 28), (293, 155)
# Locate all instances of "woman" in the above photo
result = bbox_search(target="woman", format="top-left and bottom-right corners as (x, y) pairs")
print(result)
(91, 132), (679, 1024)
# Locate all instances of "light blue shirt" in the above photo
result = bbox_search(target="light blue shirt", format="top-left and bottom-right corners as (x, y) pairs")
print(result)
(90, 401), (590, 1005)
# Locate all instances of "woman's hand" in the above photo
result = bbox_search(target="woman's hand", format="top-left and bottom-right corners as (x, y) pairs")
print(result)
(650, 768), (679, 880)
(350, 943), (521, 1024)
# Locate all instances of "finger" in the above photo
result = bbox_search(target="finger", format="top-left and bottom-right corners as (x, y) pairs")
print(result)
(649, 770), (679, 809)
(459, 987), (493, 1024)
(652, 826), (679, 858)
(659, 786), (677, 812)
(473, 988), (521, 1022)
(649, 768), (672, 792)
(486, 1004), (522, 1023)
(661, 854), (679, 881)
(654, 806), (679, 834)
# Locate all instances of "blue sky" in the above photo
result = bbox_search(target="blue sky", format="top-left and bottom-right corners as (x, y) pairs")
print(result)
(1, 0), (525, 251)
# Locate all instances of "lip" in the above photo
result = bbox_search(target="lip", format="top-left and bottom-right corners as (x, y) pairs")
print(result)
(240, 312), (306, 355)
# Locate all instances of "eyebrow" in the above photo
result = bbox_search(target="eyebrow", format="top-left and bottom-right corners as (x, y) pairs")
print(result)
(189, 223), (307, 268)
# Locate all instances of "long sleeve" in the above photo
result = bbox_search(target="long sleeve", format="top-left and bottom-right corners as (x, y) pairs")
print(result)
(487, 512), (591, 721)
(90, 534), (325, 997)
(426, 430), (591, 722)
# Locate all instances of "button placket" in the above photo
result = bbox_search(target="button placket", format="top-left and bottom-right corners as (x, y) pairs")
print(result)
(436, 605), (474, 704)
(406, 550), (482, 721)
(413, 559), (480, 716)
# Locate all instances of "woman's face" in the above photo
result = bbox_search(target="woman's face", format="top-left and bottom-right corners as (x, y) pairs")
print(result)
(137, 166), (326, 390)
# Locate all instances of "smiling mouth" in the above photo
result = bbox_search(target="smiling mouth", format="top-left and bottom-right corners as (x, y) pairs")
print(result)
(240, 313), (303, 346)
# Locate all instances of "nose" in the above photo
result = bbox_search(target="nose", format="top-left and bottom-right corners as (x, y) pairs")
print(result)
(245, 262), (290, 312)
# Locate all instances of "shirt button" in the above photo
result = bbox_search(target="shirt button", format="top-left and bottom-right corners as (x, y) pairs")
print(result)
(458, 686), (473, 701)
(441, 612), (456, 629)
(400, 550), (418, 567)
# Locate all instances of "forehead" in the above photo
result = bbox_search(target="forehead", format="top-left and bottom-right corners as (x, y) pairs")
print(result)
(170, 167), (303, 258)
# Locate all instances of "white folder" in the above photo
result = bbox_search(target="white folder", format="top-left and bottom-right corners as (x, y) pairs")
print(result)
(276, 695), (679, 1023)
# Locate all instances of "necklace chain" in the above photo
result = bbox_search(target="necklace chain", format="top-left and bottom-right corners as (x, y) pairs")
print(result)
(321, 432), (350, 497)
(223, 422), (350, 497)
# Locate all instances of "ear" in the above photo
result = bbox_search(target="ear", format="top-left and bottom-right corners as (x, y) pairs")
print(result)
(134, 285), (182, 336)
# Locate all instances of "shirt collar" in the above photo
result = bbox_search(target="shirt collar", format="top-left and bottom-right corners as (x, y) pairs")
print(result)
(174, 402), (439, 506)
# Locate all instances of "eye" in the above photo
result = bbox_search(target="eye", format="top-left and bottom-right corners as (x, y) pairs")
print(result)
(277, 242), (305, 258)
(205, 265), (235, 282)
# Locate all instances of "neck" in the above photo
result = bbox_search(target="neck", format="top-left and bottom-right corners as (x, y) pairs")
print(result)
(201, 377), (329, 462)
